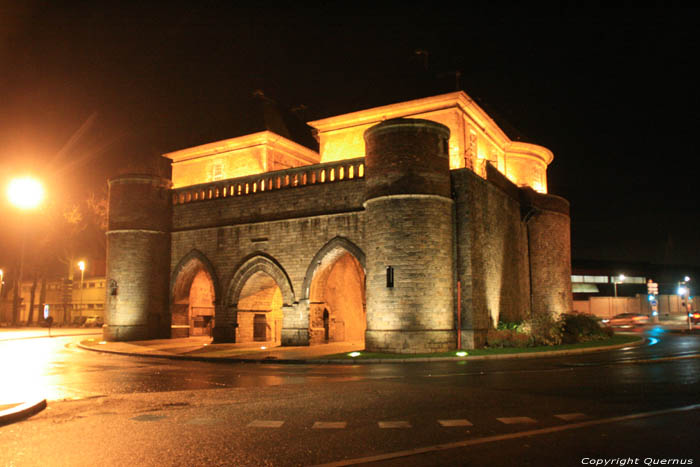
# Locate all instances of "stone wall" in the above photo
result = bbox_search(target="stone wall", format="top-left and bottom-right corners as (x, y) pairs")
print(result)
(170, 177), (366, 344)
(452, 165), (530, 348)
(104, 175), (172, 341)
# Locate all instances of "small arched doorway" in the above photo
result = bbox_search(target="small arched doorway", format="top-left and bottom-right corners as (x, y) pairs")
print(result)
(307, 241), (366, 345)
(171, 252), (218, 338)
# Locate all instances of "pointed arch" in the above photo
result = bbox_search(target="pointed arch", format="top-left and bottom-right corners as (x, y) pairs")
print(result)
(303, 237), (366, 344)
(302, 236), (366, 301)
(169, 249), (220, 338)
(226, 253), (295, 308)
(171, 249), (220, 304)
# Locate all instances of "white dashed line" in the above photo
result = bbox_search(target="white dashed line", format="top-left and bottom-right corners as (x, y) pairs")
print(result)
(555, 413), (586, 421)
(438, 419), (473, 427)
(378, 421), (412, 428)
(313, 421), (347, 429)
(248, 420), (285, 428)
(496, 416), (537, 424)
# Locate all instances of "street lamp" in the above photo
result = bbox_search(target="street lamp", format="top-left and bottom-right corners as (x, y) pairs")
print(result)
(7, 177), (44, 325)
(78, 260), (86, 321)
(0, 269), (4, 299)
(679, 277), (692, 330)
(613, 274), (625, 298)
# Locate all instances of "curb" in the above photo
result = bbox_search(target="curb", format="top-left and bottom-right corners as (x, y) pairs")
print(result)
(0, 399), (47, 426)
(77, 337), (645, 364)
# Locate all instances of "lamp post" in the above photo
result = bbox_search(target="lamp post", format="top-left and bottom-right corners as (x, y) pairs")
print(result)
(7, 177), (44, 325)
(78, 260), (85, 321)
(613, 274), (625, 298)
(679, 277), (692, 330)
(0, 269), (4, 300)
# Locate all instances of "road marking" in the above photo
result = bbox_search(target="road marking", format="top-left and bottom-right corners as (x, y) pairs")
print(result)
(496, 416), (537, 424)
(312, 403), (700, 467)
(248, 420), (284, 428)
(438, 419), (473, 427)
(313, 421), (347, 429)
(378, 421), (411, 428)
(555, 413), (586, 421)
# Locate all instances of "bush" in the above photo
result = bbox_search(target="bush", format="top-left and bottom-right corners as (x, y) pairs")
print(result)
(486, 328), (529, 348)
(521, 312), (563, 346)
(487, 313), (615, 348)
(560, 312), (613, 344)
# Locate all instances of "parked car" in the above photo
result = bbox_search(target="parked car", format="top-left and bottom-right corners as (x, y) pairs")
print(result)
(84, 316), (104, 327)
(606, 313), (650, 328)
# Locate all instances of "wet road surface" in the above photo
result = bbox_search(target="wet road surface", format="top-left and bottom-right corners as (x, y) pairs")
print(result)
(0, 327), (698, 466)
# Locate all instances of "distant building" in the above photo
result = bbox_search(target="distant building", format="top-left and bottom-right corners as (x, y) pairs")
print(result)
(7, 276), (106, 325)
(571, 260), (698, 319)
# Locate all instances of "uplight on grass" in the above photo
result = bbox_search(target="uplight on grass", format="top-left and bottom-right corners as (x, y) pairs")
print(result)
(98, 341), (107, 345)
(456, 351), (468, 357)
(348, 352), (361, 357)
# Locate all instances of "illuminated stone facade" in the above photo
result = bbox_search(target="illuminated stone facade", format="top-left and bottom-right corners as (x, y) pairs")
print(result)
(104, 92), (572, 352)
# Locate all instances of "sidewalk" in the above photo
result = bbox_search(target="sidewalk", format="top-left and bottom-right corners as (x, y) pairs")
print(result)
(78, 336), (365, 363)
(76, 332), (650, 364)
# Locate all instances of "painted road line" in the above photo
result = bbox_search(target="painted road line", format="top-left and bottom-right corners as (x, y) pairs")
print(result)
(438, 419), (473, 427)
(555, 413), (587, 421)
(248, 420), (284, 428)
(313, 421), (347, 429)
(378, 421), (412, 428)
(496, 416), (537, 424)
(313, 403), (700, 467)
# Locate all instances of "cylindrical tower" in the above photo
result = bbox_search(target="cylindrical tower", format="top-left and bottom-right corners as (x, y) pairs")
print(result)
(363, 118), (454, 353)
(104, 174), (172, 341)
(523, 189), (573, 318)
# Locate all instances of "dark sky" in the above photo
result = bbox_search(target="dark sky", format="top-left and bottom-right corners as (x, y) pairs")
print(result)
(1, 3), (700, 272)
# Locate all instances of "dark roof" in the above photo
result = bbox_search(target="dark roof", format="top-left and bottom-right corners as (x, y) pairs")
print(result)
(238, 90), (319, 152)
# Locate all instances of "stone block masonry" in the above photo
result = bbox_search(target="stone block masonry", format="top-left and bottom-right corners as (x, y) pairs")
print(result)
(104, 111), (572, 351)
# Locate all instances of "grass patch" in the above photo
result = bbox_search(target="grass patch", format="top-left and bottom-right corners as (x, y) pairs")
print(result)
(318, 334), (641, 360)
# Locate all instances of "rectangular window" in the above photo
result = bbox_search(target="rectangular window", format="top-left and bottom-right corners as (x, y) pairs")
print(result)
(212, 162), (224, 181)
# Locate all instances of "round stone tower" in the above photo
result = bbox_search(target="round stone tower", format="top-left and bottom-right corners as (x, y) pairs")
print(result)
(104, 174), (172, 341)
(363, 118), (455, 353)
(522, 189), (573, 318)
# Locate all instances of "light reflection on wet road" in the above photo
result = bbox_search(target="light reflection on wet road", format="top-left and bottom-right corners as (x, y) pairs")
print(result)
(1, 328), (698, 404)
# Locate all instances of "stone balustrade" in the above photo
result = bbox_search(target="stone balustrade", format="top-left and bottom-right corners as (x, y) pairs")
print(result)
(172, 158), (365, 205)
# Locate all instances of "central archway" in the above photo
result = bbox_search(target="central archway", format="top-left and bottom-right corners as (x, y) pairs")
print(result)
(226, 254), (295, 345)
(304, 237), (366, 345)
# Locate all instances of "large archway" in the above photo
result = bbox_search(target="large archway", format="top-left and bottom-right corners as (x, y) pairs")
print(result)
(226, 255), (295, 345)
(170, 250), (218, 338)
(305, 238), (366, 345)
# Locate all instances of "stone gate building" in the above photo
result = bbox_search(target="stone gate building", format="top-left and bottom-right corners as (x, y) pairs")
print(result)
(104, 91), (572, 352)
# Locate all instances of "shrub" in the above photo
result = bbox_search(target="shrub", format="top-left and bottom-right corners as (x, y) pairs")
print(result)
(560, 312), (614, 344)
(486, 328), (529, 348)
(521, 312), (563, 346)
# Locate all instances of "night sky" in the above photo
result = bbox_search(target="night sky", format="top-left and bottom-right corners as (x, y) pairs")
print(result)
(1, 4), (700, 273)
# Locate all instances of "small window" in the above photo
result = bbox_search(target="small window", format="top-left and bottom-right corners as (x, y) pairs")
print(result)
(212, 162), (224, 181)
(89, 282), (95, 288)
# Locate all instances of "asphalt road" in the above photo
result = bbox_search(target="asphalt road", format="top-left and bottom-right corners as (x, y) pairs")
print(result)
(0, 327), (698, 466)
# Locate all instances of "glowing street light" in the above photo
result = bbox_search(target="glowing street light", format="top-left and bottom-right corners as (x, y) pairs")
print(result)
(7, 176), (44, 324)
(613, 274), (625, 298)
(678, 277), (692, 330)
(0, 269), (4, 299)
(7, 177), (44, 210)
